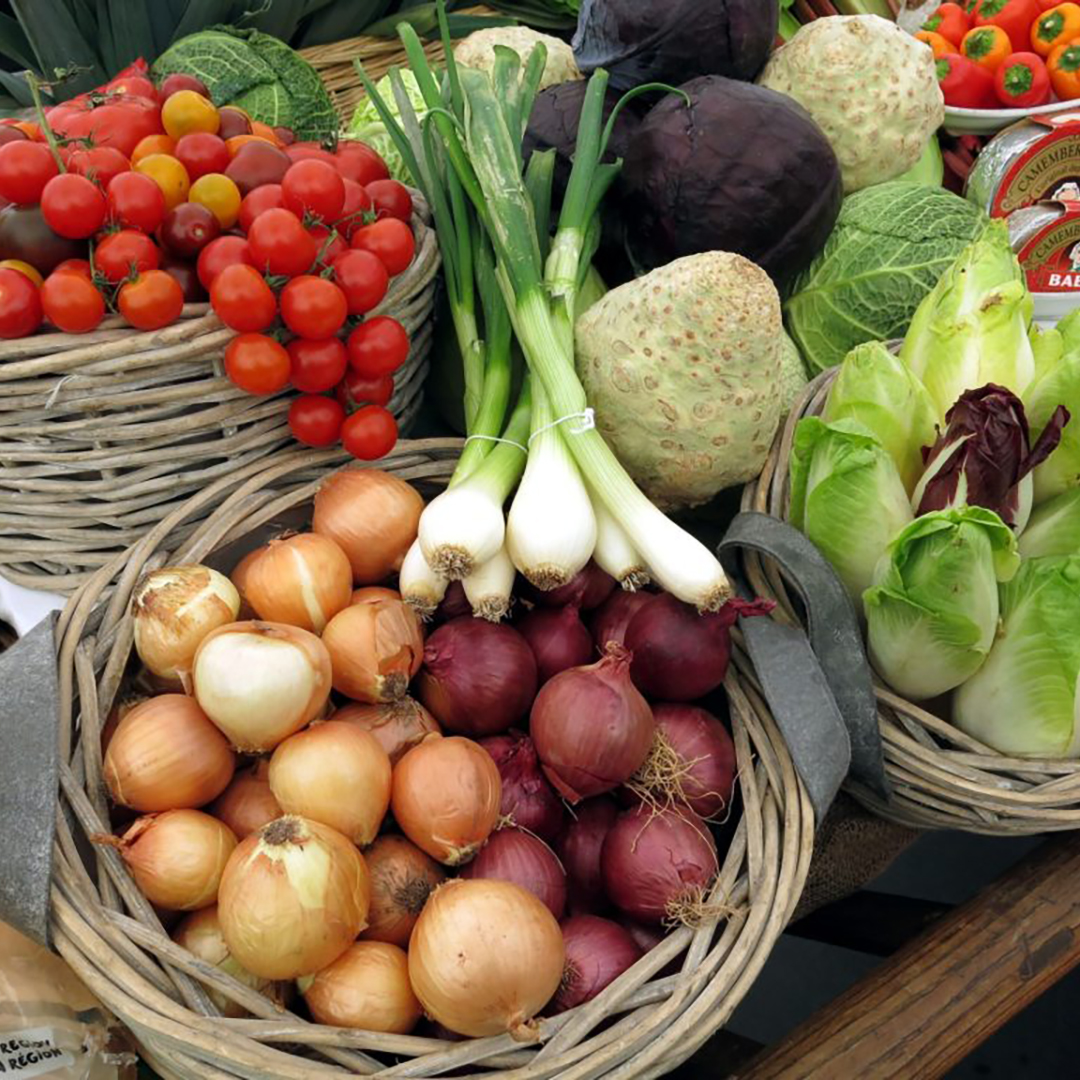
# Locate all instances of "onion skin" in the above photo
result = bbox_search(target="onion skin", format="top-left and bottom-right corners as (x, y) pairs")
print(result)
(313, 469), (424, 585)
(555, 797), (619, 916)
(230, 549), (261, 620)
(648, 704), (737, 819)
(322, 598), (424, 703)
(530, 644), (655, 803)
(417, 618), (538, 737)
(104, 694), (235, 813)
(434, 581), (471, 623)
(210, 760), (281, 840)
(461, 828), (567, 919)
(531, 561), (616, 611)
(352, 586), (402, 605)
(334, 698), (440, 765)
(589, 590), (654, 651)
(517, 605), (595, 685)
(361, 834), (446, 947)
(600, 806), (718, 925)
(408, 879), (565, 1039)
(218, 815), (371, 980)
(478, 731), (564, 842)
(623, 920), (665, 955)
(391, 736), (502, 865)
(553, 916), (643, 1013)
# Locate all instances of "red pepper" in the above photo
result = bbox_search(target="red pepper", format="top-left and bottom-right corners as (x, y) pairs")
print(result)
(937, 52), (1001, 106)
(973, 0), (1043, 51)
(994, 49), (1053, 103)
(924, 3), (972, 45)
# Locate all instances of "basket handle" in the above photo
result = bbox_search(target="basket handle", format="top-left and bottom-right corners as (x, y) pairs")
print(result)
(718, 512), (889, 816)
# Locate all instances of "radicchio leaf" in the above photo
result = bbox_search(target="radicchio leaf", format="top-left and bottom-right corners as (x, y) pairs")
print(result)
(913, 385), (1070, 526)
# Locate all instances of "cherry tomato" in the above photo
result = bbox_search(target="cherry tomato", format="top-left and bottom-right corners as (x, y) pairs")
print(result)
(131, 134), (177, 165)
(336, 178), (373, 240)
(189, 173), (242, 229)
(119, 269), (184, 330)
(347, 316), (409, 377)
(0, 259), (42, 286)
(210, 263), (277, 332)
(107, 75), (158, 101)
(160, 202), (221, 259)
(0, 126), (27, 149)
(53, 258), (92, 279)
(250, 121), (285, 147)
(335, 143), (390, 186)
(197, 235), (254, 291)
(275, 126), (296, 146)
(0, 141), (59, 205)
(286, 142), (338, 166)
(40, 174), (108, 239)
(289, 394), (346, 447)
(309, 224), (348, 266)
(135, 153), (190, 212)
(341, 405), (398, 460)
(107, 172), (167, 233)
(95, 230), (160, 283)
(160, 74), (210, 102)
(224, 332), (291, 394)
(0, 266), (41, 338)
(351, 218), (415, 276)
(226, 141), (291, 196)
(218, 107), (253, 141)
(282, 159), (346, 224)
(162, 90), (220, 140)
(238, 183), (284, 233)
(41, 271), (105, 333)
(366, 179), (412, 222)
(337, 369), (394, 411)
(331, 249), (389, 316)
(287, 337), (348, 393)
(280, 275), (348, 338)
(247, 208), (317, 277)
(48, 96), (162, 160)
(9, 121), (41, 142)
(68, 147), (129, 189)
(175, 132), (230, 182)
(160, 257), (207, 303)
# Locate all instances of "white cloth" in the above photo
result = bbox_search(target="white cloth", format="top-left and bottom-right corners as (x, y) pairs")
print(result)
(0, 575), (65, 638)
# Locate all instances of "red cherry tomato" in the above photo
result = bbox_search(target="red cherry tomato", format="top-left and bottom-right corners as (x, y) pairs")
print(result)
(175, 132), (231, 182)
(224, 332), (291, 394)
(238, 183), (284, 233)
(351, 217), (415, 276)
(337, 369), (394, 411)
(336, 178), (373, 239)
(47, 94), (163, 160)
(40, 173), (108, 239)
(159, 73), (210, 102)
(285, 142), (338, 166)
(365, 179), (412, 222)
(288, 394), (346, 447)
(287, 337), (349, 393)
(282, 159), (346, 224)
(280, 275), (348, 339)
(160, 202), (221, 259)
(247, 207), (317, 277)
(0, 266), (41, 338)
(225, 141), (291, 196)
(41, 271), (105, 333)
(331, 249), (388, 316)
(68, 146), (130, 189)
(347, 316), (409, 377)
(95, 230), (160, 283)
(0, 141), (59, 205)
(118, 269), (184, 331)
(0, 126), (27, 149)
(197, 235), (254, 291)
(335, 143), (390, 186)
(107, 75), (158, 101)
(160, 257), (207, 303)
(53, 258), (93, 279)
(210, 263), (277, 333)
(107, 172), (167, 233)
(309, 224), (348, 266)
(218, 107), (253, 141)
(341, 404), (398, 460)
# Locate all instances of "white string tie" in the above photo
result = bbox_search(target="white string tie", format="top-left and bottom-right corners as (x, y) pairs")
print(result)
(45, 374), (79, 409)
(463, 433), (528, 454)
(527, 407), (595, 446)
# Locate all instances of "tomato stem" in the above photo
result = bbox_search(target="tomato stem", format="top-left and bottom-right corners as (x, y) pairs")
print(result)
(25, 73), (67, 174)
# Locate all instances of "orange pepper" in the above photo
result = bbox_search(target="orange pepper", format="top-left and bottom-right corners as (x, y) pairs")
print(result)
(1032, 2), (1080, 55)
(962, 24), (1013, 68)
(1049, 35), (1080, 96)
(917, 29), (958, 56)
(249, 121), (284, 147)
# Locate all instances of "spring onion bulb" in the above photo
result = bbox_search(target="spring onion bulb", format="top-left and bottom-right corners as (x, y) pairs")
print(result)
(590, 493), (649, 591)
(400, 539), (448, 619)
(463, 545), (516, 622)
(418, 481), (507, 581)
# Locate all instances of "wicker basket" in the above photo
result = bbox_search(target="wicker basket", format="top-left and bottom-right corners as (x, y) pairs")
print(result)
(0, 207), (439, 595)
(743, 368), (1080, 835)
(50, 447), (814, 1080)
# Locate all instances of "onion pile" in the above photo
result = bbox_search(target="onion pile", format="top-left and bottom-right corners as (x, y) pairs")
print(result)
(478, 731), (563, 841)
(362, 835), (446, 946)
(323, 597), (424, 702)
(334, 697), (440, 763)
(210, 760), (281, 840)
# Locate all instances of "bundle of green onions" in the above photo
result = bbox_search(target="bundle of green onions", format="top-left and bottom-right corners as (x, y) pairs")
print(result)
(356, 12), (733, 618)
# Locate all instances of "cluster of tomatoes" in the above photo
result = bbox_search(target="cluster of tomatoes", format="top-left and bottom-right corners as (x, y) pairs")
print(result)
(0, 60), (417, 461)
(925, 0), (1080, 109)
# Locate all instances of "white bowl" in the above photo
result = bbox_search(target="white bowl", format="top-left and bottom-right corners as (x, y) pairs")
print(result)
(944, 98), (1080, 136)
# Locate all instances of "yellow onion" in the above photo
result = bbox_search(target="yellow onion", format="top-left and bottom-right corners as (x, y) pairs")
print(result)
(172, 905), (290, 1017)
(312, 469), (424, 585)
(408, 879), (564, 1039)
(193, 622), (332, 751)
(104, 694), (235, 813)
(361, 834), (445, 946)
(218, 815), (370, 980)
(334, 698), (440, 764)
(101, 692), (148, 752)
(210, 760), (281, 840)
(352, 586), (402, 604)
(391, 736), (501, 865)
(268, 722), (391, 845)
(119, 810), (237, 911)
(322, 599), (424, 703)
(230, 549), (261, 619)
(242, 533), (352, 633)
(133, 566), (240, 682)
(299, 941), (421, 1032)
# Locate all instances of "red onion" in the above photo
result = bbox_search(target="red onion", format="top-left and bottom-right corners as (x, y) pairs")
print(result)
(589, 590), (653, 650)
(478, 730), (564, 842)
(517, 605), (594, 684)
(553, 916), (643, 1013)
(555, 797), (619, 915)
(530, 644), (655, 803)
(434, 581), (471, 623)
(601, 805), (718, 925)
(631, 704), (737, 820)
(623, 920), (665, 955)
(531, 561), (616, 610)
(460, 827), (567, 919)
(625, 595), (773, 702)
(417, 618), (537, 737)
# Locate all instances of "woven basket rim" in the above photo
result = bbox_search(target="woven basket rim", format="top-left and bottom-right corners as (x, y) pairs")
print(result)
(51, 447), (814, 1080)
(743, 361), (1080, 836)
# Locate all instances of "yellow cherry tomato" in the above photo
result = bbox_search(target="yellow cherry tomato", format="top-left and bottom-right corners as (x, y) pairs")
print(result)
(189, 172), (242, 229)
(0, 259), (43, 287)
(135, 153), (191, 212)
(162, 90), (221, 140)
(131, 134), (177, 165)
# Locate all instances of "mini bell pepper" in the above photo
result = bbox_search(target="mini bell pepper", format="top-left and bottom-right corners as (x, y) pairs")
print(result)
(1049, 36), (1080, 96)
(937, 52), (1002, 106)
(995, 50), (1053, 102)
(973, 0), (1043, 51)
(1038, 0), (1063, 10)
(924, 3), (972, 44)
(962, 23), (1015, 67)
(1031, 2), (1080, 55)
(919, 28), (961, 56)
